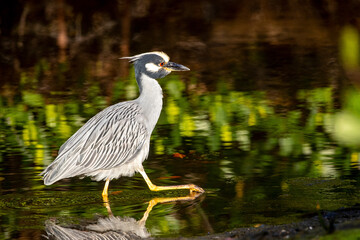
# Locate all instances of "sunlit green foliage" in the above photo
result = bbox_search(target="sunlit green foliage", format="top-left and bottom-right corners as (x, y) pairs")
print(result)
(340, 25), (360, 69)
(333, 89), (360, 146)
(1, 74), (359, 178)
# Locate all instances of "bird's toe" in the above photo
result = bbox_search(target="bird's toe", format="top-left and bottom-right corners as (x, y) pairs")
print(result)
(190, 184), (205, 193)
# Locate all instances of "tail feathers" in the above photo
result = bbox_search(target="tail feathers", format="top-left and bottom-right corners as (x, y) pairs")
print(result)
(41, 163), (63, 185)
(42, 165), (86, 185)
(41, 156), (86, 185)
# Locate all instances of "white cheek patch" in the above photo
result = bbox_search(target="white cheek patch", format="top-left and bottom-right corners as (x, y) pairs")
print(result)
(145, 63), (161, 72)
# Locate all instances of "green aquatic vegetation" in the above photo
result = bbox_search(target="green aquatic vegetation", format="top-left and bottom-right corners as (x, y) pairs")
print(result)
(319, 228), (360, 240)
(0, 189), (192, 211)
(0, 189), (197, 239)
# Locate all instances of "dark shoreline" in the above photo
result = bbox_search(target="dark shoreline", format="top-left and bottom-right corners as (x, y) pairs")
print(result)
(157, 206), (360, 240)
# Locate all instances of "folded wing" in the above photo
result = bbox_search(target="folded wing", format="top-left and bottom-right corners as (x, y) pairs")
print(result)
(41, 101), (148, 185)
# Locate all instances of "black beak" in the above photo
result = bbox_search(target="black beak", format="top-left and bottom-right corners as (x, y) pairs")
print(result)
(164, 61), (190, 71)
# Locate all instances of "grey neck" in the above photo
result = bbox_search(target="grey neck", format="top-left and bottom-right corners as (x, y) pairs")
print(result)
(135, 72), (163, 133)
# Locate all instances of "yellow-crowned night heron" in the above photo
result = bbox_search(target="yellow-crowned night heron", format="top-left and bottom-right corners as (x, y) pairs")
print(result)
(41, 52), (204, 201)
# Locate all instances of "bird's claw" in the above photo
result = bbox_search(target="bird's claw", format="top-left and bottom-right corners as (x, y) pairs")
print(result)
(190, 184), (205, 193)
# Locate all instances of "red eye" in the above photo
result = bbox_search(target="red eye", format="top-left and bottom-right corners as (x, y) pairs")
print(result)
(159, 62), (164, 67)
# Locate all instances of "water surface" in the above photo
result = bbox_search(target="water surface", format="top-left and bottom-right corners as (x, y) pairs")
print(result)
(1, 1), (360, 239)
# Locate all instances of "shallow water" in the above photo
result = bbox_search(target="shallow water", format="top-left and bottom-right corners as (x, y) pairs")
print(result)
(2, 1), (360, 239)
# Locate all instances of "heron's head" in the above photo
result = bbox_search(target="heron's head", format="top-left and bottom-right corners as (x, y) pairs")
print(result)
(120, 51), (190, 79)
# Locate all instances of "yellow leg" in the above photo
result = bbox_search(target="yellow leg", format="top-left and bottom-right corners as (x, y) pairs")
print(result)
(102, 178), (110, 202)
(102, 178), (112, 215)
(139, 169), (205, 193)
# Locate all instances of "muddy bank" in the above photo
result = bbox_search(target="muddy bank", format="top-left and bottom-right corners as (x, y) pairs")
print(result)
(158, 206), (360, 240)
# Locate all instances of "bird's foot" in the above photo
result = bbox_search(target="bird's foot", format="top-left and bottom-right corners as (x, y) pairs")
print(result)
(189, 184), (205, 193)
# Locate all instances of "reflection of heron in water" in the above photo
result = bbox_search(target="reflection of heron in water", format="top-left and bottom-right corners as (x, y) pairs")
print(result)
(45, 215), (148, 239)
(44, 193), (204, 239)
